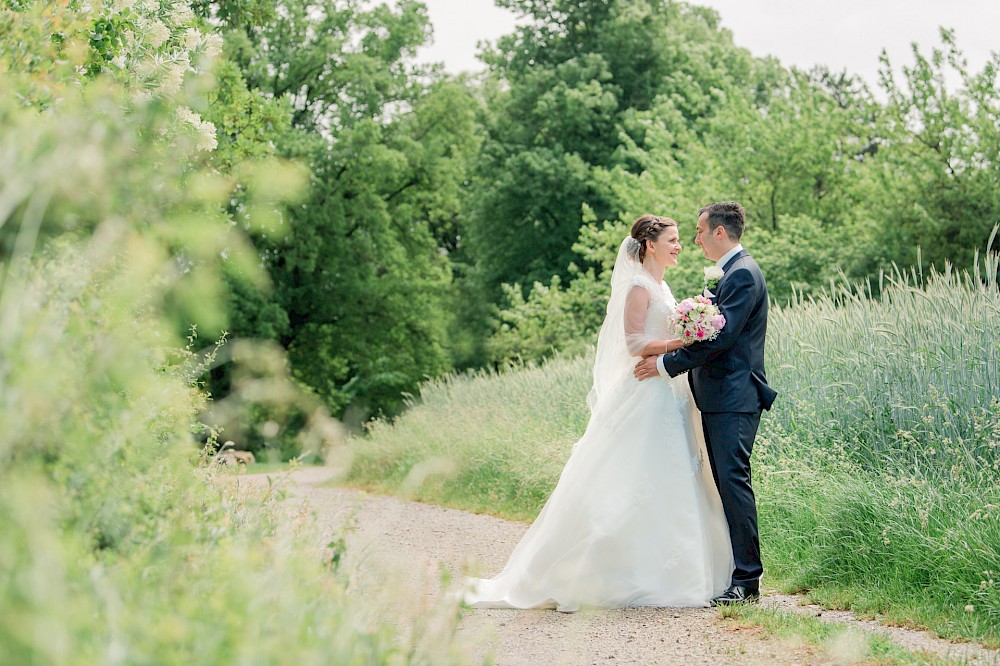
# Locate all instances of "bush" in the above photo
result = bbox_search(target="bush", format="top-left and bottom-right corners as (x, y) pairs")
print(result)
(0, 3), (467, 663)
(487, 271), (607, 364)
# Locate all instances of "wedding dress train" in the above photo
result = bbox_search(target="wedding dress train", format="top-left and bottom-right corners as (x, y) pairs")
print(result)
(464, 253), (733, 611)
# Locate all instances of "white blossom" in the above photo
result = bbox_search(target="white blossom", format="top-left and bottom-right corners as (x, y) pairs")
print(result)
(196, 120), (218, 152)
(146, 19), (171, 49)
(183, 28), (201, 51)
(176, 107), (217, 152)
(160, 61), (186, 94)
(176, 106), (201, 126)
(169, 3), (195, 25)
(202, 33), (223, 58)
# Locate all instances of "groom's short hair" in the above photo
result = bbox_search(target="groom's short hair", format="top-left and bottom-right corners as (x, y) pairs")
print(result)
(700, 202), (745, 240)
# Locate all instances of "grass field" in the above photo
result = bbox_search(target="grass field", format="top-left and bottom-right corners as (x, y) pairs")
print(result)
(347, 245), (1000, 647)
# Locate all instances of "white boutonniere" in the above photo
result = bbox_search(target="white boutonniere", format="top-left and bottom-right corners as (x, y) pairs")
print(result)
(703, 266), (724, 292)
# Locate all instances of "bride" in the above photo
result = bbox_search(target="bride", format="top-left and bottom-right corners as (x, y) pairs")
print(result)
(464, 215), (733, 612)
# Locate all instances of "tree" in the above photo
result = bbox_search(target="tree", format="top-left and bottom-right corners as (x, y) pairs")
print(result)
(213, 0), (480, 419)
(460, 0), (760, 361)
(856, 31), (1000, 274)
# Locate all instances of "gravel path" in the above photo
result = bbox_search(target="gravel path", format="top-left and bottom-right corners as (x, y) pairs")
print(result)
(244, 467), (998, 665)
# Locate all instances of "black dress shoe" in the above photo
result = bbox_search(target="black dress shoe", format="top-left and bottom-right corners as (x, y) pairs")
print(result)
(710, 584), (760, 606)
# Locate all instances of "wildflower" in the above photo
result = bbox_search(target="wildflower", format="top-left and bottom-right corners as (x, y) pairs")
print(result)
(160, 61), (186, 94)
(146, 19), (171, 49)
(203, 33), (223, 58)
(184, 28), (201, 51)
(176, 106), (200, 125)
(176, 107), (218, 151)
(170, 3), (195, 25)
(196, 120), (218, 151)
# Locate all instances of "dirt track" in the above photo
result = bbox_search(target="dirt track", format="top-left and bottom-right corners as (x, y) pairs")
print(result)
(244, 467), (998, 666)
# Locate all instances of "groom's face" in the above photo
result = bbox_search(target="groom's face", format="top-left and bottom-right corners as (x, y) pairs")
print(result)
(694, 212), (724, 262)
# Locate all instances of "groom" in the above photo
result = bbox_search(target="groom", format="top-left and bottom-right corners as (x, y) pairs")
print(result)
(634, 201), (777, 606)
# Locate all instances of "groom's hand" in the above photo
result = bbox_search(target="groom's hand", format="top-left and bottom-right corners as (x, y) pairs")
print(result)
(633, 355), (660, 381)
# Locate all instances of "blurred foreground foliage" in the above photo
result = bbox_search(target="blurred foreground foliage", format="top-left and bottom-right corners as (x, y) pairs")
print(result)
(0, 1), (465, 663)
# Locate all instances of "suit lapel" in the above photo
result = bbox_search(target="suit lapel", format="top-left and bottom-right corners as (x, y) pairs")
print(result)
(722, 249), (749, 273)
(708, 250), (748, 304)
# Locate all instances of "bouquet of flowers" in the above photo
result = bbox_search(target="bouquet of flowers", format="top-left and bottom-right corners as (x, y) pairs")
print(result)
(672, 296), (726, 343)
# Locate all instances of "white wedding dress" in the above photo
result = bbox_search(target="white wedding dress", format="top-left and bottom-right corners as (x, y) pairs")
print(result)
(464, 239), (733, 611)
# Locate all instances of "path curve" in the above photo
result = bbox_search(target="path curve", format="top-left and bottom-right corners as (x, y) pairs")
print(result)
(244, 467), (998, 666)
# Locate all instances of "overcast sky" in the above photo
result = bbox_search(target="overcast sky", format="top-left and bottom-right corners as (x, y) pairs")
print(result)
(414, 0), (1000, 88)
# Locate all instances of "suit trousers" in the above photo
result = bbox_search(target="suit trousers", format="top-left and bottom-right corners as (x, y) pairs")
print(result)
(701, 411), (763, 587)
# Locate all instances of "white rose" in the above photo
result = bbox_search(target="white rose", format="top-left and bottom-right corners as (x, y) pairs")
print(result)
(704, 266), (724, 281)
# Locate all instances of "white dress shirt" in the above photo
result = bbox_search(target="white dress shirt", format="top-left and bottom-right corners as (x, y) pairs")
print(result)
(656, 244), (744, 378)
(715, 244), (744, 271)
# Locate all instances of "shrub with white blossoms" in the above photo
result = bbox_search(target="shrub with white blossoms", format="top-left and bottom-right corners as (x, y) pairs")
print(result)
(175, 106), (218, 151)
(89, 0), (223, 150)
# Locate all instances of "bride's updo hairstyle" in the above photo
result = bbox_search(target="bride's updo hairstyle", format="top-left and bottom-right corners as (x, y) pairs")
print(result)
(629, 214), (677, 263)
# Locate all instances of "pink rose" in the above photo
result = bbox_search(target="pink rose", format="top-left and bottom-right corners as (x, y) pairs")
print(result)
(711, 314), (726, 330)
(696, 329), (705, 339)
(676, 299), (695, 315)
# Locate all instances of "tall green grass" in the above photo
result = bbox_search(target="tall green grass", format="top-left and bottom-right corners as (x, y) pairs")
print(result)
(755, 239), (999, 645)
(349, 360), (592, 518)
(347, 235), (1000, 645)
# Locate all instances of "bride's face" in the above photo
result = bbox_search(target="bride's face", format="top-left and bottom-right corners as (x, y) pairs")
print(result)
(651, 226), (682, 267)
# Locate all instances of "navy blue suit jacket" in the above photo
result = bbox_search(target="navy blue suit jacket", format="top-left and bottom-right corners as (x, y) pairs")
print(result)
(662, 249), (777, 413)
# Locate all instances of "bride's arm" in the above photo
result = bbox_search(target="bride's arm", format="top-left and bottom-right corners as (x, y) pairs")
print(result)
(624, 286), (686, 357)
